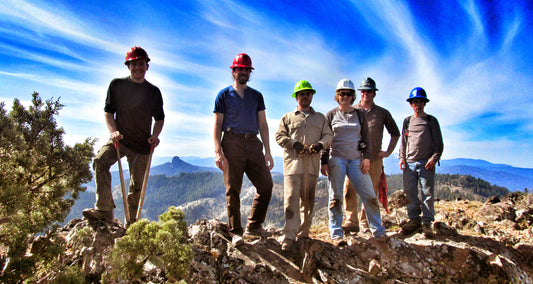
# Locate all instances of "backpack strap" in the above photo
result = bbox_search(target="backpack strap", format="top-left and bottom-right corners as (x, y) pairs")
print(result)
(402, 115), (411, 137)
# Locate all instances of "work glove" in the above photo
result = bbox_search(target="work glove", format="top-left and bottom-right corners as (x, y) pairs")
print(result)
(293, 141), (306, 155)
(309, 143), (323, 154)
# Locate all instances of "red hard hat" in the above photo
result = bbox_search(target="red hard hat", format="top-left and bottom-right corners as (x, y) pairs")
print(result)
(229, 53), (254, 69)
(125, 46), (150, 65)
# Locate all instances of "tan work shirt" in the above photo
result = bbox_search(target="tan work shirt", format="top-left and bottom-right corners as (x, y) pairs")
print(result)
(276, 107), (333, 176)
(355, 102), (400, 161)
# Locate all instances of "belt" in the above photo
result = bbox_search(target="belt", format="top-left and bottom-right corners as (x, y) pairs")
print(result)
(225, 130), (257, 139)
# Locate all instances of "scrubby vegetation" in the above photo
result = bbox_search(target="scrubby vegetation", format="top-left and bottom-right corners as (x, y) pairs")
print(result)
(104, 207), (192, 283)
(0, 93), (94, 282)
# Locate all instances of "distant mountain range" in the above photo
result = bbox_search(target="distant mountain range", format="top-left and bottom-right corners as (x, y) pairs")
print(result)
(383, 157), (533, 192)
(177, 156), (532, 192)
(85, 155), (531, 192)
(151, 156), (218, 176)
(70, 158), (512, 226)
(89, 156), (219, 189)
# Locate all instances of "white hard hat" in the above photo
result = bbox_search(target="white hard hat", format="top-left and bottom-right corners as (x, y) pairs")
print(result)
(336, 79), (355, 91)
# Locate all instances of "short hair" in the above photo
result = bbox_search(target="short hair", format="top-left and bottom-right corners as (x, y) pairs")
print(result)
(335, 89), (356, 104)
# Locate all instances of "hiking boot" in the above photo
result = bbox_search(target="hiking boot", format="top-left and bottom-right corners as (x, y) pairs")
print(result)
(296, 235), (311, 242)
(82, 209), (113, 223)
(422, 223), (434, 237)
(232, 234), (244, 246)
(125, 218), (137, 229)
(281, 239), (295, 252)
(342, 224), (360, 234)
(335, 238), (347, 247)
(400, 220), (422, 236)
(245, 226), (272, 238)
(360, 220), (369, 231)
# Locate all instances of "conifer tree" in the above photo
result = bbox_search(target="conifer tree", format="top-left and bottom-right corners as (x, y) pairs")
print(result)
(0, 92), (95, 281)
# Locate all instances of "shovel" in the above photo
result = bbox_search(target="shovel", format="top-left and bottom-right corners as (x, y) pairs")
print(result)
(114, 142), (130, 222)
(136, 145), (154, 220)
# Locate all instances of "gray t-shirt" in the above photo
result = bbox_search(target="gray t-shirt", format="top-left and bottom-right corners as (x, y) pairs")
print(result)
(329, 108), (363, 160)
(400, 115), (444, 162)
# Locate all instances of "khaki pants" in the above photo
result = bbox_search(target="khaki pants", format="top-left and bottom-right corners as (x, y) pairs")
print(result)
(344, 159), (383, 227)
(93, 140), (149, 221)
(222, 132), (273, 235)
(283, 174), (318, 240)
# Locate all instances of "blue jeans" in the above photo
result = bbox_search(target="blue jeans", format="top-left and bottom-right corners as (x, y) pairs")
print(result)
(327, 156), (386, 238)
(403, 160), (435, 224)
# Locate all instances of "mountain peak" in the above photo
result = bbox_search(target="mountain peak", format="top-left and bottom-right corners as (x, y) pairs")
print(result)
(171, 156), (182, 164)
(150, 156), (218, 176)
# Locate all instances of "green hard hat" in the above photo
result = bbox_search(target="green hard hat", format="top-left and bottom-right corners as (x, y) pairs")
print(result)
(292, 80), (316, 98)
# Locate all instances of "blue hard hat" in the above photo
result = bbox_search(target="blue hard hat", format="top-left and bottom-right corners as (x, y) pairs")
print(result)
(407, 87), (429, 102)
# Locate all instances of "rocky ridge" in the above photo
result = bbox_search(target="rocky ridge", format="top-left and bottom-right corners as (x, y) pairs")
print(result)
(35, 191), (532, 283)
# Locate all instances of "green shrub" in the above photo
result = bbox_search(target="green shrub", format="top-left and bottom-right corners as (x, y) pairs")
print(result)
(103, 207), (193, 282)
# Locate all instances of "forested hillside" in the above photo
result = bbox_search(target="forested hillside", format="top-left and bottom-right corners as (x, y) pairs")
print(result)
(69, 172), (510, 228)
(312, 173), (510, 226)
(385, 173), (509, 201)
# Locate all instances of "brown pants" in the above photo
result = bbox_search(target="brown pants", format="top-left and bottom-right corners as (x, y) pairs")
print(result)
(222, 132), (273, 235)
(344, 159), (382, 227)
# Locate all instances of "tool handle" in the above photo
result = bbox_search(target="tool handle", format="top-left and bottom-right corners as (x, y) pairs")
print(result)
(115, 142), (130, 222)
(136, 145), (155, 220)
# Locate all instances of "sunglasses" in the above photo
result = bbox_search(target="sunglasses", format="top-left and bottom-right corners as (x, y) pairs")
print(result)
(339, 92), (354, 97)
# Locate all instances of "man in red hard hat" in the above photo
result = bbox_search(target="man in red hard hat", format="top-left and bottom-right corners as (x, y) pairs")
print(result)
(83, 46), (165, 226)
(213, 53), (274, 245)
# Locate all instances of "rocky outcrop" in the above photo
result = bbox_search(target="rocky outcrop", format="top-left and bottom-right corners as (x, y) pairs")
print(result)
(34, 192), (533, 283)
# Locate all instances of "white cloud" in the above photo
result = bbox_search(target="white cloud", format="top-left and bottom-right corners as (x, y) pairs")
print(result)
(1, 0), (532, 168)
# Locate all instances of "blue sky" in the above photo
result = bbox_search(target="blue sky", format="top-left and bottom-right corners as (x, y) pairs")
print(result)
(1, 0), (533, 168)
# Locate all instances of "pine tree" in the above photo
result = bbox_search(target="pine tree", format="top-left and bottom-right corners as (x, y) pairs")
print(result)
(0, 92), (95, 281)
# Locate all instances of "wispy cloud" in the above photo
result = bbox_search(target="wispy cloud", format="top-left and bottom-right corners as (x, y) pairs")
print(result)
(1, 0), (532, 167)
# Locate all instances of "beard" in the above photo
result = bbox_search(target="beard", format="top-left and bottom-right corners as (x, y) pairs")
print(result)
(234, 73), (250, 85)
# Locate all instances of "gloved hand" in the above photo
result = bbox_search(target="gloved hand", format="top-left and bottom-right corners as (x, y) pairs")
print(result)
(309, 143), (323, 154)
(293, 141), (305, 154)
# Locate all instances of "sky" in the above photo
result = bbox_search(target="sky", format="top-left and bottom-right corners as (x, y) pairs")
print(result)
(1, 0), (533, 168)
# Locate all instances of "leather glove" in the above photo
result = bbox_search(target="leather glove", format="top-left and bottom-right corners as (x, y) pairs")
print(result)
(293, 141), (305, 154)
(309, 143), (323, 154)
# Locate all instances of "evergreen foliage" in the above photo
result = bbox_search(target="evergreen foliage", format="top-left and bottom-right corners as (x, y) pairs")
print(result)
(103, 207), (192, 283)
(0, 93), (95, 282)
(385, 173), (509, 201)
(139, 172), (227, 221)
(24, 229), (86, 283)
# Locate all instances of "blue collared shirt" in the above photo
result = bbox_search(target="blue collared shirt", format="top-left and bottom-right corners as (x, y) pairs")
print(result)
(213, 85), (266, 134)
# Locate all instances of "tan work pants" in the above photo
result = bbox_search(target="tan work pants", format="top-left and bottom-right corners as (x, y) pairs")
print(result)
(283, 174), (318, 240)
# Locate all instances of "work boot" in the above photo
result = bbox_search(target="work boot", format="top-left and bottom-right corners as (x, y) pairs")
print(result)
(232, 234), (244, 246)
(422, 223), (434, 237)
(342, 223), (360, 234)
(244, 226), (272, 238)
(125, 218), (137, 229)
(334, 238), (347, 247)
(400, 220), (422, 236)
(360, 220), (369, 231)
(82, 209), (113, 223)
(281, 239), (295, 252)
